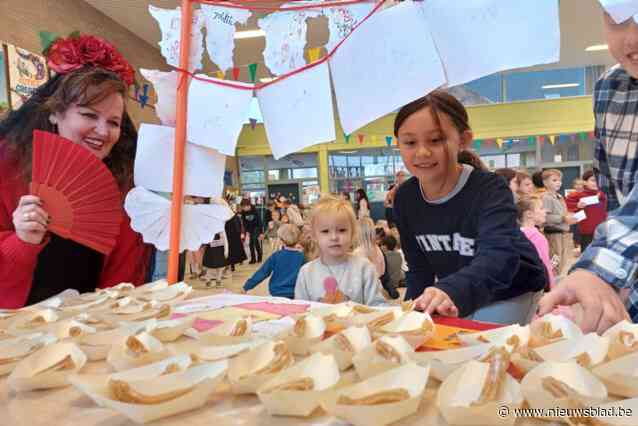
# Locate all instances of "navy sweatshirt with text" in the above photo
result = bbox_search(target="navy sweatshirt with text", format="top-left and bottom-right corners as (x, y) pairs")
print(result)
(393, 168), (546, 317)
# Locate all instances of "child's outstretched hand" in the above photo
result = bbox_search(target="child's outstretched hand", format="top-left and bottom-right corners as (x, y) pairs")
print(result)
(415, 287), (459, 317)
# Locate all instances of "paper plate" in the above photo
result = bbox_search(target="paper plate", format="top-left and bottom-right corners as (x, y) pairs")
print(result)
(437, 351), (523, 426)
(352, 335), (414, 380)
(310, 326), (372, 371)
(8, 341), (87, 391)
(521, 361), (608, 422)
(284, 314), (326, 355)
(257, 352), (340, 417)
(592, 352), (638, 398)
(227, 340), (295, 395)
(70, 357), (228, 424)
(0, 332), (57, 375)
(324, 362), (430, 426)
(106, 331), (171, 371)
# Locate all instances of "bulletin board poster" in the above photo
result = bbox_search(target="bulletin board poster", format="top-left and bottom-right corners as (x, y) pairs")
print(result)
(6, 44), (48, 109)
(0, 46), (9, 115)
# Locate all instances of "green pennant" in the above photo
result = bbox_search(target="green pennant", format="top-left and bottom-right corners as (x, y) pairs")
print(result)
(473, 140), (481, 151)
(527, 136), (536, 147)
(344, 133), (351, 144)
(248, 63), (258, 83)
(39, 31), (59, 55)
(579, 132), (587, 141)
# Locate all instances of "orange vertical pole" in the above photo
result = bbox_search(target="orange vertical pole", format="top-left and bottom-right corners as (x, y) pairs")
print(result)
(167, 0), (193, 283)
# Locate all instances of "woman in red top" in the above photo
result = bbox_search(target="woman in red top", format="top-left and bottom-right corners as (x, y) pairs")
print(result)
(565, 170), (608, 251)
(0, 34), (150, 308)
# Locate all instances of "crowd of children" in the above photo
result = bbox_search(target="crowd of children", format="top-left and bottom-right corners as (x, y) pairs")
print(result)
(179, 7), (638, 334)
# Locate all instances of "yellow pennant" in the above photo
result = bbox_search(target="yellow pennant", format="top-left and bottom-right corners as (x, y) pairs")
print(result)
(216, 70), (225, 80)
(549, 135), (556, 145)
(308, 47), (322, 63)
(495, 138), (504, 148)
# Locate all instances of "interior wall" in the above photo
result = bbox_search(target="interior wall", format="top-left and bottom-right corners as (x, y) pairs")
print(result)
(0, 0), (167, 125)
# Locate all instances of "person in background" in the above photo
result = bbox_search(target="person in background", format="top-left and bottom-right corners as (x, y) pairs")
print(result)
(355, 188), (370, 220)
(240, 198), (263, 264)
(243, 224), (305, 299)
(0, 34), (151, 308)
(202, 231), (228, 288)
(494, 168), (519, 200)
(224, 203), (246, 274)
(284, 199), (304, 228)
(565, 170), (608, 252)
(353, 217), (386, 278)
(381, 235), (406, 294)
(265, 209), (282, 252)
(541, 169), (578, 277)
(532, 171), (546, 196)
(516, 172), (535, 198)
(384, 170), (407, 227)
(295, 195), (385, 306)
(568, 178), (585, 253)
(518, 197), (554, 290)
(393, 91), (546, 324)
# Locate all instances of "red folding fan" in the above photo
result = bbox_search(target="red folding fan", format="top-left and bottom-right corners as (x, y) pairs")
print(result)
(30, 130), (122, 254)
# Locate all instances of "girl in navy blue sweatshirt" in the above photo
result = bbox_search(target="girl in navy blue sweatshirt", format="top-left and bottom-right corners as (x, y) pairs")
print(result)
(393, 91), (546, 324)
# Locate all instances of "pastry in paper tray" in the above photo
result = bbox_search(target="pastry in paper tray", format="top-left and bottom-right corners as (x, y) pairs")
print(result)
(8, 308), (61, 334)
(52, 319), (97, 340)
(108, 300), (172, 324)
(170, 339), (264, 363)
(521, 361), (608, 421)
(528, 313), (582, 348)
(107, 331), (171, 371)
(284, 314), (326, 355)
(593, 351), (638, 398)
(457, 324), (530, 351)
(343, 305), (403, 330)
(310, 326), (371, 371)
(185, 317), (253, 345)
(592, 398), (638, 426)
(437, 348), (523, 426)
(602, 320), (638, 361)
(74, 323), (146, 361)
(310, 303), (353, 333)
(131, 279), (169, 296)
(353, 335), (414, 380)
(411, 342), (496, 382)
(69, 354), (228, 424)
(257, 352), (340, 417)
(8, 341), (86, 391)
(523, 333), (609, 369)
(323, 362), (430, 426)
(0, 332), (57, 375)
(142, 317), (195, 343)
(227, 340), (295, 394)
(374, 310), (435, 349)
(136, 282), (192, 304)
(59, 293), (111, 313)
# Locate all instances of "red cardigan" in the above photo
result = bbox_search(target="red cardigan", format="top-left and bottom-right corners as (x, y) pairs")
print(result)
(565, 188), (608, 235)
(0, 152), (151, 309)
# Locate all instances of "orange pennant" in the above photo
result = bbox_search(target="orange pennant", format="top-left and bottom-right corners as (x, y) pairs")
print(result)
(357, 134), (365, 145)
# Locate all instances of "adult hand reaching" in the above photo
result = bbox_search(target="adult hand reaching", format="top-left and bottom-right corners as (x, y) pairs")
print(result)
(538, 269), (630, 334)
(415, 287), (459, 317)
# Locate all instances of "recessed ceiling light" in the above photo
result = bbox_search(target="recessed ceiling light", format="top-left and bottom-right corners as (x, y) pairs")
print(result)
(339, 151), (357, 154)
(234, 29), (266, 39)
(541, 83), (580, 90)
(585, 44), (608, 52)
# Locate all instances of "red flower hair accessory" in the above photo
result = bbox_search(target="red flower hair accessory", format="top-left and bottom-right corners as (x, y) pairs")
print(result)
(44, 33), (135, 86)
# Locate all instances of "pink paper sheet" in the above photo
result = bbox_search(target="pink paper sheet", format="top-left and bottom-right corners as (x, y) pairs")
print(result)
(172, 313), (224, 332)
(234, 302), (309, 316)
